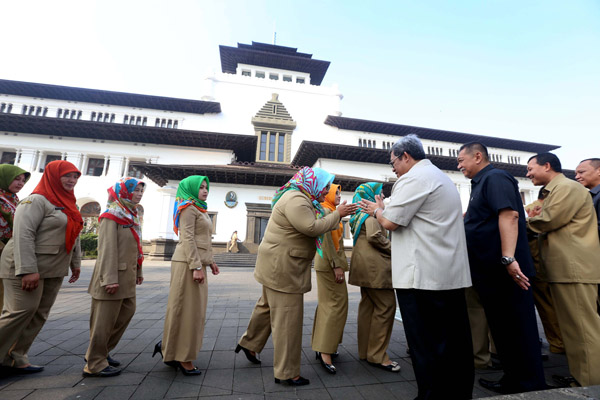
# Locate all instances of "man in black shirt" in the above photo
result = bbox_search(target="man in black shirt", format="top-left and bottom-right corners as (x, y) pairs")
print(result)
(457, 142), (546, 394)
(575, 158), (600, 240)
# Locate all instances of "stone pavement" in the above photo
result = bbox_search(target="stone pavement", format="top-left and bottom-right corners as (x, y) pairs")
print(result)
(0, 260), (597, 400)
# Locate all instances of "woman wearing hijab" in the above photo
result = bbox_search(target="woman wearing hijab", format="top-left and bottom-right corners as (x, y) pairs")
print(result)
(0, 160), (82, 374)
(311, 184), (348, 375)
(0, 164), (31, 312)
(236, 167), (357, 386)
(348, 182), (400, 373)
(154, 175), (219, 376)
(83, 178), (145, 378)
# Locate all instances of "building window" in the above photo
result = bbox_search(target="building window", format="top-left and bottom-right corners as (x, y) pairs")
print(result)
(0, 151), (17, 164)
(41, 154), (62, 171)
(258, 131), (287, 163)
(0, 103), (13, 114)
(173, 120), (178, 129)
(91, 112), (96, 121)
(155, 118), (160, 127)
(127, 163), (143, 179)
(241, 70), (251, 77)
(269, 73), (279, 80)
(123, 115), (129, 124)
(142, 117), (147, 126)
(86, 158), (105, 176)
(283, 75), (292, 82)
(136, 116), (142, 125)
(22, 105), (28, 115)
(296, 77), (305, 84)
(167, 119), (173, 129)
(255, 71), (265, 79)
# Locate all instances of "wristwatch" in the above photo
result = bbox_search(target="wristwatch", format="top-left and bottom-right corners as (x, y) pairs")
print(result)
(500, 256), (516, 265)
(195, 267), (202, 271)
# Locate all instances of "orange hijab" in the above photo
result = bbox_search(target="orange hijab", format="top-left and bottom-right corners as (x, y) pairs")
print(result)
(32, 160), (83, 253)
(321, 184), (344, 251)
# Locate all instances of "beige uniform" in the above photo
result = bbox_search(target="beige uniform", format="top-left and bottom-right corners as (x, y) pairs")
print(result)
(528, 173), (600, 386)
(84, 218), (142, 373)
(239, 190), (340, 379)
(162, 206), (214, 362)
(311, 210), (348, 354)
(0, 194), (81, 367)
(348, 216), (396, 364)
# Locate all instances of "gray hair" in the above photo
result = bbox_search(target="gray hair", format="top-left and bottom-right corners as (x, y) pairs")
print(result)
(391, 134), (426, 160)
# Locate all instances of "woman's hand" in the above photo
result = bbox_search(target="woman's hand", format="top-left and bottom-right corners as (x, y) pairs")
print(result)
(193, 268), (205, 284)
(333, 267), (345, 284)
(136, 277), (144, 285)
(21, 273), (40, 291)
(104, 283), (119, 294)
(337, 201), (358, 218)
(210, 263), (220, 275)
(69, 267), (80, 283)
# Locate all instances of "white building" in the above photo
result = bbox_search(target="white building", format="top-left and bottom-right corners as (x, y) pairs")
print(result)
(0, 41), (566, 258)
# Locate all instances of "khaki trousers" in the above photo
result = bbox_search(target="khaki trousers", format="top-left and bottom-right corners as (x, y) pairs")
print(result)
(550, 283), (600, 386)
(162, 263), (208, 363)
(0, 277), (63, 366)
(531, 277), (564, 353)
(465, 286), (496, 368)
(239, 285), (303, 380)
(311, 270), (348, 354)
(0, 279), (4, 315)
(84, 297), (136, 373)
(357, 287), (395, 364)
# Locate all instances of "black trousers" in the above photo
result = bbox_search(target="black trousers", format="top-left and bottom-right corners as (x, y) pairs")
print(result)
(396, 288), (474, 400)
(473, 270), (546, 392)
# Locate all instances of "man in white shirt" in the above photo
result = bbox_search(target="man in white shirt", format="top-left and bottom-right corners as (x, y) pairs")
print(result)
(359, 134), (473, 399)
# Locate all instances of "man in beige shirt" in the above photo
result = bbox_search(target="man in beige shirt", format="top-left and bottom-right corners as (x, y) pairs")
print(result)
(527, 152), (600, 387)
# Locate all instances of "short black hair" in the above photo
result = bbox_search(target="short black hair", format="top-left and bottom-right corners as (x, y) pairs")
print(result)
(580, 158), (600, 169)
(528, 153), (562, 173)
(459, 142), (489, 161)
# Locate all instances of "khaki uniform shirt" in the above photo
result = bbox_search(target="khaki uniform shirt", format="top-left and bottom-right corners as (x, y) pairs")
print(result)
(88, 218), (142, 300)
(171, 207), (214, 268)
(314, 210), (348, 272)
(254, 190), (341, 294)
(0, 194), (81, 278)
(528, 174), (600, 283)
(349, 216), (393, 289)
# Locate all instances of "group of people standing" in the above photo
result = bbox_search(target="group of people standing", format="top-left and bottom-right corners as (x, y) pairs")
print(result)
(0, 136), (599, 400)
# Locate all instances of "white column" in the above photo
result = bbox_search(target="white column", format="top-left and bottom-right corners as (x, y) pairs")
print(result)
(35, 151), (45, 172)
(123, 157), (130, 178)
(14, 149), (21, 166)
(102, 156), (109, 176)
(458, 183), (471, 213)
(152, 186), (177, 240)
(65, 152), (83, 170)
(107, 156), (125, 179)
(16, 149), (37, 172)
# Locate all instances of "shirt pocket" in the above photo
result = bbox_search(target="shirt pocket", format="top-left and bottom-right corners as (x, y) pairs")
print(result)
(195, 239), (209, 250)
(35, 245), (61, 255)
(288, 248), (312, 259)
(118, 262), (128, 271)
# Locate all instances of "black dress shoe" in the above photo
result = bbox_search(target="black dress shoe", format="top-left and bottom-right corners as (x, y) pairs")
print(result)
(82, 365), (122, 378)
(274, 376), (310, 386)
(152, 341), (163, 359)
(316, 352), (336, 374)
(552, 374), (577, 387)
(10, 365), (44, 374)
(235, 344), (261, 364)
(177, 363), (202, 376)
(367, 360), (401, 373)
(107, 355), (121, 367)
(331, 352), (339, 359)
(478, 378), (517, 394)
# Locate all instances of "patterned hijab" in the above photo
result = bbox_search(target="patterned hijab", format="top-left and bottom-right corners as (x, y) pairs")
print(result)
(0, 164), (31, 243)
(99, 177), (145, 267)
(173, 175), (209, 235)
(32, 160), (83, 253)
(350, 182), (383, 245)
(271, 167), (335, 257)
(321, 184), (344, 251)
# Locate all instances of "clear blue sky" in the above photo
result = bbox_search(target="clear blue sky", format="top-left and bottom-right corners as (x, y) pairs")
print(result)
(2, 0), (599, 169)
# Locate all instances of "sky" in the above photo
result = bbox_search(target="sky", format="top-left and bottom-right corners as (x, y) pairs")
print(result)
(1, 0), (599, 169)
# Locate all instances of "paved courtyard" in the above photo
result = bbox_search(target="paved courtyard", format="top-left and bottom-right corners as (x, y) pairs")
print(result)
(0, 260), (597, 400)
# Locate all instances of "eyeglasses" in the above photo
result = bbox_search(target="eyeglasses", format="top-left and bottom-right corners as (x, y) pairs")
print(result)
(389, 155), (399, 167)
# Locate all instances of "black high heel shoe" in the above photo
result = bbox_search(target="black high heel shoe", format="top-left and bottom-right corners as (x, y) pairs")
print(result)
(235, 344), (261, 364)
(152, 341), (163, 359)
(178, 363), (202, 376)
(274, 376), (310, 386)
(316, 352), (336, 374)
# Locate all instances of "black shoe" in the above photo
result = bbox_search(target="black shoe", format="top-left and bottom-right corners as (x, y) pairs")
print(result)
(274, 376), (310, 386)
(164, 360), (178, 369)
(10, 365), (44, 374)
(152, 341), (163, 359)
(331, 352), (339, 359)
(541, 353), (549, 361)
(490, 359), (503, 370)
(177, 363), (202, 376)
(478, 378), (516, 394)
(367, 360), (401, 373)
(107, 355), (121, 367)
(552, 374), (577, 387)
(316, 352), (336, 374)
(235, 344), (261, 364)
(82, 365), (122, 378)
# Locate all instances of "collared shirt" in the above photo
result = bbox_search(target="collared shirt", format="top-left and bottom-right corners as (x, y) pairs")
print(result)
(464, 164), (534, 280)
(383, 159), (472, 290)
(590, 184), (600, 240)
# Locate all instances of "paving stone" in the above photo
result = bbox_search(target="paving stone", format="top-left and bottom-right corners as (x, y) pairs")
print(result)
(164, 380), (201, 398)
(0, 389), (34, 400)
(130, 375), (173, 400)
(232, 366), (263, 394)
(94, 385), (137, 400)
(20, 386), (102, 400)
